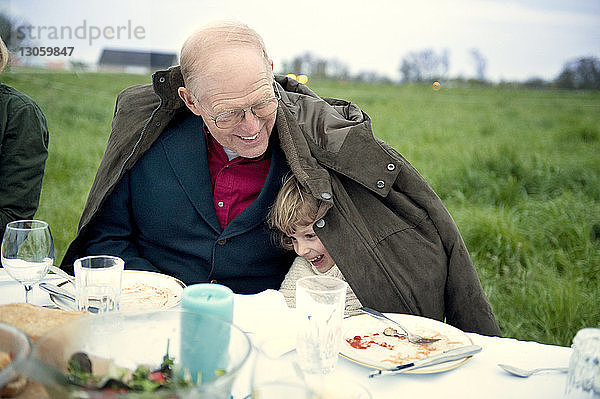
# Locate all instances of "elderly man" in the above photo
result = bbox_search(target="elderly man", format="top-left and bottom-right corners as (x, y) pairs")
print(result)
(62, 21), (500, 335)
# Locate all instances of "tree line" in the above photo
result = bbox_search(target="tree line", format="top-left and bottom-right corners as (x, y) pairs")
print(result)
(2, 12), (598, 90)
(282, 49), (600, 90)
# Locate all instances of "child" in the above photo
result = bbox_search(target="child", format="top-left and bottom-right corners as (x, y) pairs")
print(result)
(268, 174), (362, 315)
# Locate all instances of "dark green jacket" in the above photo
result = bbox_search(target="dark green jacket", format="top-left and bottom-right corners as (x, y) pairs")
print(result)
(63, 67), (500, 336)
(0, 83), (49, 237)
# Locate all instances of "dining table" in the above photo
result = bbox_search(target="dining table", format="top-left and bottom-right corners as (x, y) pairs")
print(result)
(0, 269), (574, 399)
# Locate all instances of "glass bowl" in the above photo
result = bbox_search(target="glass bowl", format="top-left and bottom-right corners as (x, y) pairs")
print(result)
(0, 322), (31, 390)
(25, 310), (252, 398)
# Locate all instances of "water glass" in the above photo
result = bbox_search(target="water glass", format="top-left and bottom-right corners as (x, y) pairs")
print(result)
(295, 275), (347, 375)
(74, 255), (124, 313)
(306, 375), (373, 399)
(246, 382), (315, 398)
(564, 327), (600, 398)
(248, 343), (314, 399)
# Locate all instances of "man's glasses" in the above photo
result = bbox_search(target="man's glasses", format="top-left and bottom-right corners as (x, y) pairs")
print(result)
(195, 84), (281, 129)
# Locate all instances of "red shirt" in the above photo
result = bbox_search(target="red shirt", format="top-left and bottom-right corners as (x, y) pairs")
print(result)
(206, 130), (271, 230)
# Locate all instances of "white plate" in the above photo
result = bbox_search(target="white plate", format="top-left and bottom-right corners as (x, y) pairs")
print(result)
(50, 270), (186, 312)
(340, 313), (473, 374)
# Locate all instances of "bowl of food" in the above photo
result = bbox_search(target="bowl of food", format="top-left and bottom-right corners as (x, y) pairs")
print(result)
(0, 321), (31, 397)
(25, 310), (252, 398)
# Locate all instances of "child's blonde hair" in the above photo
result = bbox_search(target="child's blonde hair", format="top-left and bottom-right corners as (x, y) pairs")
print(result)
(268, 174), (327, 250)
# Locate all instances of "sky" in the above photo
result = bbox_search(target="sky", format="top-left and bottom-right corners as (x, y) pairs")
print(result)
(2, 0), (599, 82)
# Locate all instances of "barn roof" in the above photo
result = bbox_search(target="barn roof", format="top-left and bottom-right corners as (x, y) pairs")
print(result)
(98, 49), (177, 70)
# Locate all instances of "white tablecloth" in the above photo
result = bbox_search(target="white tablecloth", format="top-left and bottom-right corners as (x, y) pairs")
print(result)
(231, 289), (572, 399)
(0, 269), (573, 399)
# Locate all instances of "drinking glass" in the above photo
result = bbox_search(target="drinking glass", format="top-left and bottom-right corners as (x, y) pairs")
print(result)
(564, 327), (600, 398)
(74, 255), (124, 313)
(248, 341), (314, 399)
(295, 275), (347, 375)
(1, 220), (54, 303)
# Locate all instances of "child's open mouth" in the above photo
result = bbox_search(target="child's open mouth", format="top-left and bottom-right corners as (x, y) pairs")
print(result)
(309, 254), (324, 266)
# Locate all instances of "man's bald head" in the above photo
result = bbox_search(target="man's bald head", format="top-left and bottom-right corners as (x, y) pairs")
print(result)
(180, 21), (272, 94)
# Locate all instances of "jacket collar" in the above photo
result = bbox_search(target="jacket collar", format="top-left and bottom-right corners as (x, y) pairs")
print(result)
(151, 66), (186, 111)
(275, 76), (399, 199)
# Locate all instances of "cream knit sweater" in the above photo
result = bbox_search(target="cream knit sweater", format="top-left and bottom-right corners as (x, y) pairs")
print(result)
(279, 256), (362, 316)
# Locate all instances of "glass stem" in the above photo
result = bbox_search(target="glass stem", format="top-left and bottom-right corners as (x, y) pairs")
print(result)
(24, 284), (34, 304)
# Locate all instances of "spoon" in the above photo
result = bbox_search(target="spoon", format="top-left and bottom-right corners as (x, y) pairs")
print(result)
(498, 363), (568, 378)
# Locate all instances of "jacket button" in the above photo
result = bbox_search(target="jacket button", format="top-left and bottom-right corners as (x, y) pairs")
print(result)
(155, 121), (161, 126)
(321, 192), (331, 200)
(217, 239), (227, 245)
(315, 219), (325, 228)
(210, 279), (218, 284)
(376, 180), (385, 189)
(387, 163), (396, 171)
(159, 77), (166, 83)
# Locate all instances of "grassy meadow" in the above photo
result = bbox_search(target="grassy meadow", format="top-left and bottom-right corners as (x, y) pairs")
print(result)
(3, 68), (599, 347)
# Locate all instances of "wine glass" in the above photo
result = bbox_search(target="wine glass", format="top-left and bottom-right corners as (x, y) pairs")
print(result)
(1, 220), (54, 303)
(248, 344), (372, 398)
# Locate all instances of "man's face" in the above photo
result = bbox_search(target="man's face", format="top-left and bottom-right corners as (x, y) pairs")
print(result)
(180, 46), (276, 159)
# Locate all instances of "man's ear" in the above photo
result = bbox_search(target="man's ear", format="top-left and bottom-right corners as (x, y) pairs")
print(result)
(178, 87), (202, 116)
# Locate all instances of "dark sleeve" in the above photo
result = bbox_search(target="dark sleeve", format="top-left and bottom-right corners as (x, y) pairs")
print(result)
(81, 171), (160, 273)
(444, 238), (502, 336)
(0, 97), (49, 237)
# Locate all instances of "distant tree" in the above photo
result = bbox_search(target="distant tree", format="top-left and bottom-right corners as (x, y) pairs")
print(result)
(470, 48), (487, 81)
(281, 52), (351, 80)
(0, 13), (29, 50)
(554, 56), (600, 90)
(522, 77), (548, 89)
(354, 70), (391, 84)
(399, 49), (449, 83)
(327, 59), (349, 80)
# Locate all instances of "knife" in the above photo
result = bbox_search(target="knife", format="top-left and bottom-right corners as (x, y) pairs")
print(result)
(39, 282), (99, 313)
(48, 265), (75, 284)
(368, 344), (482, 378)
(39, 282), (76, 302)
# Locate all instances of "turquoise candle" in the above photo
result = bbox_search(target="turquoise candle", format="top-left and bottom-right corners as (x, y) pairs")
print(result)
(181, 283), (234, 322)
(180, 284), (234, 384)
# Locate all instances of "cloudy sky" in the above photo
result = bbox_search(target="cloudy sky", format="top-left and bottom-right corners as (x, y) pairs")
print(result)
(2, 0), (599, 81)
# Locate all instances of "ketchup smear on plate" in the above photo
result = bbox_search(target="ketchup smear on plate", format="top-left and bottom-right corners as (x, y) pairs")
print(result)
(346, 333), (403, 350)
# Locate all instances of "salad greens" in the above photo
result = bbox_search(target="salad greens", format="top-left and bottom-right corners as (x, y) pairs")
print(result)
(66, 341), (223, 394)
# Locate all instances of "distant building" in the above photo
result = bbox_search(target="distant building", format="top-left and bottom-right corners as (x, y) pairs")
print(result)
(98, 48), (178, 73)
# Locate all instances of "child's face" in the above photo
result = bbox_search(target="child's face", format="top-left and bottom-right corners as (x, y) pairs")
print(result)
(288, 224), (335, 273)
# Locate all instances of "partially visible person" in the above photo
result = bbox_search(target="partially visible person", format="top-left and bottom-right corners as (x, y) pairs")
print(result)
(0, 36), (49, 238)
(269, 174), (362, 315)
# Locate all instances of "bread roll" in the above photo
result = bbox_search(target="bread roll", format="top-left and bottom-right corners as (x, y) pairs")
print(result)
(0, 303), (85, 342)
(0, 304), (85, 397)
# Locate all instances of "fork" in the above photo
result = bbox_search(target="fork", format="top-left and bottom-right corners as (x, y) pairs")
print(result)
(360, 307), (441, 345)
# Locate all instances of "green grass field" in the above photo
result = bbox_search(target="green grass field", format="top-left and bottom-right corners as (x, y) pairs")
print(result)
(3, 68), (599, 347)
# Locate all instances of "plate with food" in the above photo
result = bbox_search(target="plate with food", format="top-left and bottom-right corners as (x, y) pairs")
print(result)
(50, 270), (185, 312)
(340, 313), (473, 374)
